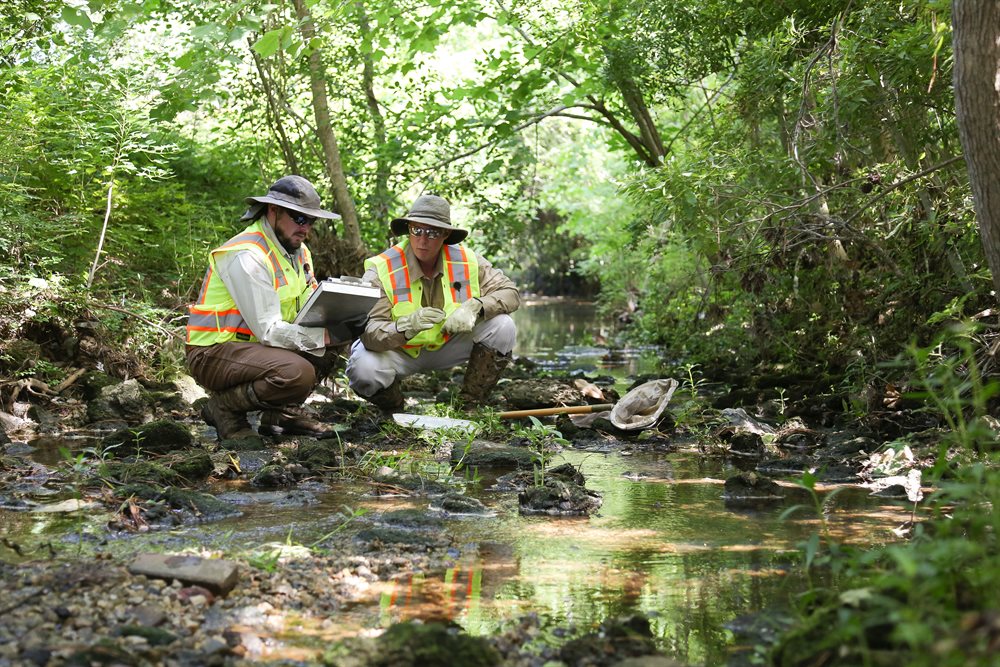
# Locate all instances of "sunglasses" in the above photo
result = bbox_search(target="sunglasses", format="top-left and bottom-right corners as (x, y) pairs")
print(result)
(409, 225), (446, 239)
(285, 208), (316, 227)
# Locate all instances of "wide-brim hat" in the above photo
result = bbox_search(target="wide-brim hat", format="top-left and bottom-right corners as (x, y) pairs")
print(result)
(390, 194), (468, 244)
(240, 175), (340, 221)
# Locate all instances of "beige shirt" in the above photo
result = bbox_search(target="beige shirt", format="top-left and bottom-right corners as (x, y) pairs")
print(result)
(359, 243), (520, 352)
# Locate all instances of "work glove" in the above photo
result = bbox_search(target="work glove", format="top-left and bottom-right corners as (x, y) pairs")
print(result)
(395, 307), (446, 338)
(442, 298), (483, 335)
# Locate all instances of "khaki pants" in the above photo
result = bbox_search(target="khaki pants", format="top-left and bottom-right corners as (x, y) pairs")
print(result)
(346, 314), (516, 397)
(186, 342), (342, 405)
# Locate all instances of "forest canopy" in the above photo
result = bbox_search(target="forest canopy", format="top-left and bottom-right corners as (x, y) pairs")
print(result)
(0, 0), (991, 381)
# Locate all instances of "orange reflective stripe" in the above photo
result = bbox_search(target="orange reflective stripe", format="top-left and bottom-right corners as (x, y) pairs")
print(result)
(194, 267), (213, 305)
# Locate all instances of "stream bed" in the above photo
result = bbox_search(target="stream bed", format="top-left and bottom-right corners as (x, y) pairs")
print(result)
(0, 298), (915, 665)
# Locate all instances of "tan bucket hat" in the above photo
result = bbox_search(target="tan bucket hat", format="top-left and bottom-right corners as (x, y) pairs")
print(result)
(240, 175), (340, 221)
(390, 194), (468, 244)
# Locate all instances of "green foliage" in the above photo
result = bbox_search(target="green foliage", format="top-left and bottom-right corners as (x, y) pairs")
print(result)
(769, 326), (1000, 666)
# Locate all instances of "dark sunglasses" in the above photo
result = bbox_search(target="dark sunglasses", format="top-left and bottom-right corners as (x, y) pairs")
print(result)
(408, 224), (446, 239)
(285, 208), (316, 227)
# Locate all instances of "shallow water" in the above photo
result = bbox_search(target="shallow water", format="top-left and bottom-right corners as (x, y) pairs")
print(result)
(0, 299), (917, 665)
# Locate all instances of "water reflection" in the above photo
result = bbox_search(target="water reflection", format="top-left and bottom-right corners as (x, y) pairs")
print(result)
(511, 298), (663, 381)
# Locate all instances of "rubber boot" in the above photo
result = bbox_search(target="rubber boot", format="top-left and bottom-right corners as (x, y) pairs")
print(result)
(201, 383), (261, 441)
(459, 343), (511, 408)
(363, 379), (404, 414)
(259, 404), (336, 437)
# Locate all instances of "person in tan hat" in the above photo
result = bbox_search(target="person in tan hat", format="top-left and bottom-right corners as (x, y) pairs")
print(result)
(186, 175), (359, 441)
(346, 194), (519, 412)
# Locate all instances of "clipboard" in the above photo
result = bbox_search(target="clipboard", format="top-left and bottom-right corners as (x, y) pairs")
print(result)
(292, 276), (381, 327)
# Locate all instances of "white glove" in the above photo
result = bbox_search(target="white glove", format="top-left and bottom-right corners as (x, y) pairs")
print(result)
(395, 307), (446, 337)
(442, 298), (483, 335)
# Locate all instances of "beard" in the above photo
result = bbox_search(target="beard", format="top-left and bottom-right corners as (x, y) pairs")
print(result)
(275, 226), (305, 253)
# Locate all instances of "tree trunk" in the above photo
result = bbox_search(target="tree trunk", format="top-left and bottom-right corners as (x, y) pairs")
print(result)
(291, 0), (366, 275)
(952, 0), (1000, 296)
(355, 1), (392, 228)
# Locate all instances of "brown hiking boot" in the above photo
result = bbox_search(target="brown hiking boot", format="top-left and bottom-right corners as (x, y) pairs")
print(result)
(259, 404), (336, 437)
(201, 383), (261, 440)
(459, 343), (511, 408)
(363, 380), (404, 414)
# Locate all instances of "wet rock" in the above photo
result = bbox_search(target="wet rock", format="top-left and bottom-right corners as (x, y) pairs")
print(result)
(371, 471), (452, 496)
(354, 527), (450, 551)
(102, 419), (193, 456)
(559, 614), (659, 667)
(251, 464), (296, 488)
(723, 472), (783, 508)
(434, 493), (490, 515)
(454, 439), (535, 469)
(775, 419), (825, 451)
(168, 449), (214, 481)
(327, 620), (501, 667)
(518, 477), (602, 516)
(219, 432), (268, 451)
(128, 553), (240, 595)
(99, 460), (182, 486)
(291, 439), (342, 469)
(379, 509), (446, 530)
(495, 462), (586, 492)
(160, 488), (240, 519)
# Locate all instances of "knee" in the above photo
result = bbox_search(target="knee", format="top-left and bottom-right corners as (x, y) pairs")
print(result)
(347, 347), (394, 396)
(258, 355), (316, 404)
(476, 314), (516, 354)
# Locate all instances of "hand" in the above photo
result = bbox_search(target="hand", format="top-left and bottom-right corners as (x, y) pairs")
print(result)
(442, 298), (483, 335)
(395, 307), (446, 337)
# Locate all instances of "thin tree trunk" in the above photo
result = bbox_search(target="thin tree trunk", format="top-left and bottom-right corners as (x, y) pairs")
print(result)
(356, 1), (392, 228)
(291, 0), (364, 261)
(250, 44), (300, 174)
(953, 0), (1000, 296)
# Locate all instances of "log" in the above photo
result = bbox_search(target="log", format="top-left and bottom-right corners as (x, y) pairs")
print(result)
(497, 404), (614, 419)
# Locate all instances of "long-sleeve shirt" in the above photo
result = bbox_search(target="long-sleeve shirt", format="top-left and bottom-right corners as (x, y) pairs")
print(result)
(359, 243), (520, 352)
(214, 223), (327, 356)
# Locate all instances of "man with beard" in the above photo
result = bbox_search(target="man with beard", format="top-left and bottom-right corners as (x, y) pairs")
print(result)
(186, 175), (353, 441)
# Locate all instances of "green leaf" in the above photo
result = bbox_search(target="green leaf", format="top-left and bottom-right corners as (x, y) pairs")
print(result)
(61, 6), (93, 29)
(252, 29), (284, 58)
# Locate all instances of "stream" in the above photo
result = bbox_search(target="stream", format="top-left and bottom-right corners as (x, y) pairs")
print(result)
(0, 298), (914, 665)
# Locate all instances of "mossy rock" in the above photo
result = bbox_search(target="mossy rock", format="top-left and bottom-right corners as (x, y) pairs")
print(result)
(80, 370), (120, 400)
(167, 449), (213, 481)
(102, 419), (192, 456)
(99, 461), (181, 486)
(452, 439), (535, 469)
(292, 440), (342, 469)
(372, 472), (451, 496)
(518, 478), (603, 516)
(160, 487), (240, 518)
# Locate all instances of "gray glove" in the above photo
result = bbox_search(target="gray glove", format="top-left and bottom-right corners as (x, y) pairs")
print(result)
(395, 307), (446, 337)
(442, 298), (483, 335)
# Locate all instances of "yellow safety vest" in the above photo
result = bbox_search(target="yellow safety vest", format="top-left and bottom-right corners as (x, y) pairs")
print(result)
(186, 221), (317, 346)
(365, 239), (480, 357)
